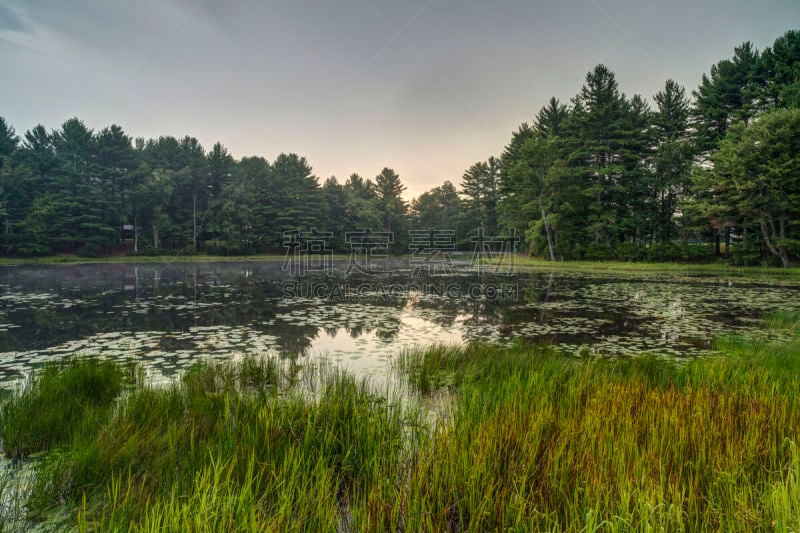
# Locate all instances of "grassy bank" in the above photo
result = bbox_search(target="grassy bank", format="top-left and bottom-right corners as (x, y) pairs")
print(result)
(0, 254), (345, 266)
(2, 253), (797, 277)
(509, 255), (800, 276)
(1, 316), (800, 530)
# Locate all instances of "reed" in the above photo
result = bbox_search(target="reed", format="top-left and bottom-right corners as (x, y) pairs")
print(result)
(0, 359), (128, 459)
(1, 318), (799, 531)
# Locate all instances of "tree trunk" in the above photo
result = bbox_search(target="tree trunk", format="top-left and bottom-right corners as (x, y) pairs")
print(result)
(760, 216), (790, 268)
(539, 196), (556, 262)
(134, 214), (139, 253)
(724, 227), (731, 257)
(595, 188), (601, 245)
(153, 224), (159, 250)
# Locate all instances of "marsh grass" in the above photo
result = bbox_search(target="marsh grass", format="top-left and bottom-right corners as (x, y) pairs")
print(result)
(0, 359), (129, 459)
(397, 346), (800, 530)
(1, 318), (800, 530)
(510, 255), (800, 276)
(0, 355), (420, 530)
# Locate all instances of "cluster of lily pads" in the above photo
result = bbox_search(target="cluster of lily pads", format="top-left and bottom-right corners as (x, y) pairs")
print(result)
(0, 327), (282, 384)
(0, 263), (799, 384)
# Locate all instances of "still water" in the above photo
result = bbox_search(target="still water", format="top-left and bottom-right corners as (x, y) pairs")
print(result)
(0, 260), (798, 383)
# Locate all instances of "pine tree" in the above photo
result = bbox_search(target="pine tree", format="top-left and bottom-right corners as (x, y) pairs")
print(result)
(652, 80), (692, 242)
(535, 97), (569, 138)
(460, 158), (500, 236)
(564, 64), (632, 247)
(0, 117), (18, 165)
(94, 124), (136, 246)
(707, 109), (800, 267)
(269, 153), (322, 247)
(691, 42), (761, 153)
(758, 30), (800, 109)
(373, 168), (407, 230)
(343, 174), (382, 234)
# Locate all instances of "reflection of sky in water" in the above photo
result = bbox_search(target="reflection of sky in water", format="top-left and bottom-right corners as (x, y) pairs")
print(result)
(312, 311), (464, 380)
(0, 260), (799, 383)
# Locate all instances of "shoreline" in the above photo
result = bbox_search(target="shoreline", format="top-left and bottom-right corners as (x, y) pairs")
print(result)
(1, 253), (797, 277)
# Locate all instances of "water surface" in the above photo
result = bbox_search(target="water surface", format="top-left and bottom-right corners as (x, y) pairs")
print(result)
(0, 260), (798, 383)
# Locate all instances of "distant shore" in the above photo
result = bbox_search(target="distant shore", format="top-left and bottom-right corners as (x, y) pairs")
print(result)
(0, 253), (797, 276)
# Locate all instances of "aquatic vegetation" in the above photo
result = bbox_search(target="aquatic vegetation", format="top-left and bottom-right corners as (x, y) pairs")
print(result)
(394, 333), (800, 530)
(0, 359), (128, 459)
(2, 262), (800, 383)
(0, 355), (420, 530)
(0, 316), (799, 530)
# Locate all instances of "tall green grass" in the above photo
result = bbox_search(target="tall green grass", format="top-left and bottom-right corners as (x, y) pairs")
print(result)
(396, 342), (800, 530)
(1, 355), (420, 530)
(0, 359), (128, 459)
(1, 317), (800, 530)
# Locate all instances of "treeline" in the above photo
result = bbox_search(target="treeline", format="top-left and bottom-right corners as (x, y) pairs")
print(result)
(487, 29), (800, 266)
(0, 120), (414, 256)
(0, 30), (799, 264)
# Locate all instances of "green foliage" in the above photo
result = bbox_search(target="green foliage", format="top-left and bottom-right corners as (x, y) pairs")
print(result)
(707, 108), (800, 267)
(4, 320), (800, 528)
(460, 156), (501, 237)
(0, 359), (126, 458)
(492, 30), (800, 264)
(1, 30), (800, 264)
(410, 181), (464, 241)
(372, 167), (409, 252)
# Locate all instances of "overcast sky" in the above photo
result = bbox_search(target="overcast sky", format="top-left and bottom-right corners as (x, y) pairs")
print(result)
(1, 1), (798, 198)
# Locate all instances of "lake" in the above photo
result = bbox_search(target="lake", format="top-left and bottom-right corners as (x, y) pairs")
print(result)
(0, 260), (798, 384)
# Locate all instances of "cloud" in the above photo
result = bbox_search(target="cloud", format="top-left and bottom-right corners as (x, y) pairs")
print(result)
(0, 1), (28, 32)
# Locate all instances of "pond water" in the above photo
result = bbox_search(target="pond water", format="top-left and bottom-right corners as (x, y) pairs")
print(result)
(0, 260), (798, 384)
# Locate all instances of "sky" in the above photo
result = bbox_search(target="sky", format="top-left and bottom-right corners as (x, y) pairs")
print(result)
(1, 1), (798, 198)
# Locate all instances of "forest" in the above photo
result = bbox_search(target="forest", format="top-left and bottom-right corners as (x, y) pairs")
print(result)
(0, 30), (798, 265)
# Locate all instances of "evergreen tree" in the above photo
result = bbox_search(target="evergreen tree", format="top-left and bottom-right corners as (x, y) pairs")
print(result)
(237, 156), (274, 250)
(652, 80), (692, 242)
(49, 118), (117, 254)
(535, 97), (569, 138)
(206, 142), (235, 244)
(706, 109), (800, 267)
(691, 42), (761, 153)
(506, 136), (561, 259)
(320, 176), (347, 250)
(269, 153), (322, 247)
(0, 117), (18, 165)
(564, 64), (633, 247)
(460, 157), (500, 236)
(758, 30), (800, 109)
(411, 181), (462, 232)
(343, 174), (382, 234)
(94, 124), (136, 245)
